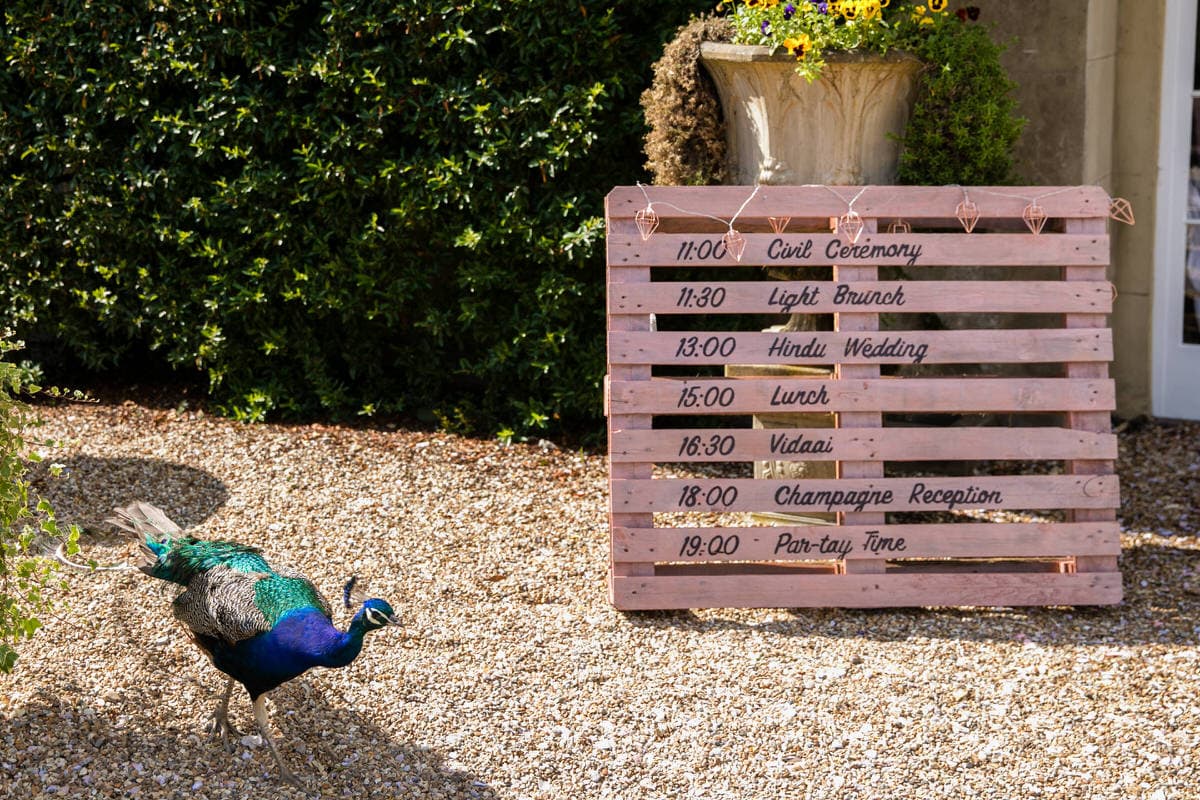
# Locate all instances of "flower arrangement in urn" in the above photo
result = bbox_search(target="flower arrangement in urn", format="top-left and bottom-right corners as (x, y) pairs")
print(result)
(642, 1), (1017, 187)
(725, 0), (968, 80)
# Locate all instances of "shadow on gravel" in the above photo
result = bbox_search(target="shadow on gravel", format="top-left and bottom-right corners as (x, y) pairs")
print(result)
(29, 455), (229, 533)
(620, 537), (1200, 650)
(2, 676), (494, 799)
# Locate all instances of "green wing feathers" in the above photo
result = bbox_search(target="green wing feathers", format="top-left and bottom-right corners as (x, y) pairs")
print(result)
(174, 567), (332, 644)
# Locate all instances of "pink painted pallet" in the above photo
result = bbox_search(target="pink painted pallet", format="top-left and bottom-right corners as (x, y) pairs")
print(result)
(605, 185), (1121, 610)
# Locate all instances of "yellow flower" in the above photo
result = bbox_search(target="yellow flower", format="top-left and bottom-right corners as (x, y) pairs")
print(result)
(860, 0), (881, 20)
(783, 33), (812, 59)
(912, 3), (940, 23)
(928, 0), (948, 10)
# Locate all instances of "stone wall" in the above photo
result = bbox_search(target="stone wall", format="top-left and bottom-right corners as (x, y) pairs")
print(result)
(1110, 2), (1166, 416)
(988, 1), (1163, 417)
(989, 2), (1091, 184)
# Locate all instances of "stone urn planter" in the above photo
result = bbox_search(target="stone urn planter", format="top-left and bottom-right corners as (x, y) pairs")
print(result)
(698, 42), (922, 187)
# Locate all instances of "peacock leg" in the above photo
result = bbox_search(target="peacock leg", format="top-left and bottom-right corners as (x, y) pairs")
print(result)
(254, 693), (302, 787)
(205, 677), (240, 748)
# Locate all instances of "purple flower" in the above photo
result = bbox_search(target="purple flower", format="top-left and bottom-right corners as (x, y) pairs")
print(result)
(784, 3), (795, 19)
(812, 0), (828, 13)
(761, 19), (771, 35)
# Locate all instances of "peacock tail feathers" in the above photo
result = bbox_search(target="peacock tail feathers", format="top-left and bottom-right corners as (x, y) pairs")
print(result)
(108, 501), (267, 583)
(106, 501), (181, 539)
(149, 536), (277, 585)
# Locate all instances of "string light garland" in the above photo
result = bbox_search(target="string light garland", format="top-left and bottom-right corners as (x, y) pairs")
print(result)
(966, 186), (1136, 234)
(964, 186), (1079, 234)
(635, 182), (761, 261)
(631, 184), (1135, 251)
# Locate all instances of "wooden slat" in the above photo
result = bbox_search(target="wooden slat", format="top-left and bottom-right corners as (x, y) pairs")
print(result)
(608, 377), (1116, 415)
(1062, 217), (1120, 576)
(610, 329), (1112, 366)
(608, 233), (1109, 267)
(613, 475), (1120, 514)
(609, 280), (1114, 315)
(606, 194), (654, 584)
(609, 426), (1118, 462)
(610, 572), (1123, 609)
(613, 521), (1122, 562)
(606, 185), (1114, 222)
(834, 238), (885, 572)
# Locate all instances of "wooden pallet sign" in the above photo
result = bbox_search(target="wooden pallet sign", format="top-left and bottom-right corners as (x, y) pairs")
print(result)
(605, 185), (1122, 610)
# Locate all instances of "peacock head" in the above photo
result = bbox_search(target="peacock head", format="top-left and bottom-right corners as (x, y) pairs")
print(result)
(358, 598), (400, 632)
(343, 575), (399, 632)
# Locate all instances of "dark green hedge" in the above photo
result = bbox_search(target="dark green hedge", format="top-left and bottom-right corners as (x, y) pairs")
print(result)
(1, 1), (708, 435)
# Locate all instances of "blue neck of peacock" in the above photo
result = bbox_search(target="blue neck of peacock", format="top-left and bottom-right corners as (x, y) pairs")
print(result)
(262, 606), (380, 671)
(315, 616), (368, 668)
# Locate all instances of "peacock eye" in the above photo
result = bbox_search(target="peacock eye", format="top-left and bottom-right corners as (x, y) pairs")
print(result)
(364, 607), (388, 627)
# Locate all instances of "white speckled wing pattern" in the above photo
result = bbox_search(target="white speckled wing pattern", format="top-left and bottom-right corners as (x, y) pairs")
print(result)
(172, 564), (271, 644)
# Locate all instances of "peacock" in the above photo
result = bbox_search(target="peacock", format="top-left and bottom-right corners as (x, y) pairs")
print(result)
(108, 501), (398, 786)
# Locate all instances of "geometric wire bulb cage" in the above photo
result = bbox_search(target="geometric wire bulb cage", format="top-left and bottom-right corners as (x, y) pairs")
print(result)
(838, 210), (865, 244)
(956, 200), (980, 233)
(635, 207), (660, 241)
(1022, 202), (1048, 234)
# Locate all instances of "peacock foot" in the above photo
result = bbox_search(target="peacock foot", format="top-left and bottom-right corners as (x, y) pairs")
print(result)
(206, 677), (240, 751)
(205, 710), (241, 750)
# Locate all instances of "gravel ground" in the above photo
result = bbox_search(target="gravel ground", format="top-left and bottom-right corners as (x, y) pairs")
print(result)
(2, 399), (1199, 799)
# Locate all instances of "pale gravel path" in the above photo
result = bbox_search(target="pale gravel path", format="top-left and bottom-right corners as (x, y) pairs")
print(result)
(1, 401), (1198, 799)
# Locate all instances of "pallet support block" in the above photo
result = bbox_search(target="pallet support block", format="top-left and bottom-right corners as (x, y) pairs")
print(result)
(605, 185), (1122, 609)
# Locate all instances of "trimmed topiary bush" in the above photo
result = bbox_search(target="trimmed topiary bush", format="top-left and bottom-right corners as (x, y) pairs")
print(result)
(640, 15), (732, 186)
(1, 1), (710, 437)
(894, 18), (1024, 186)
